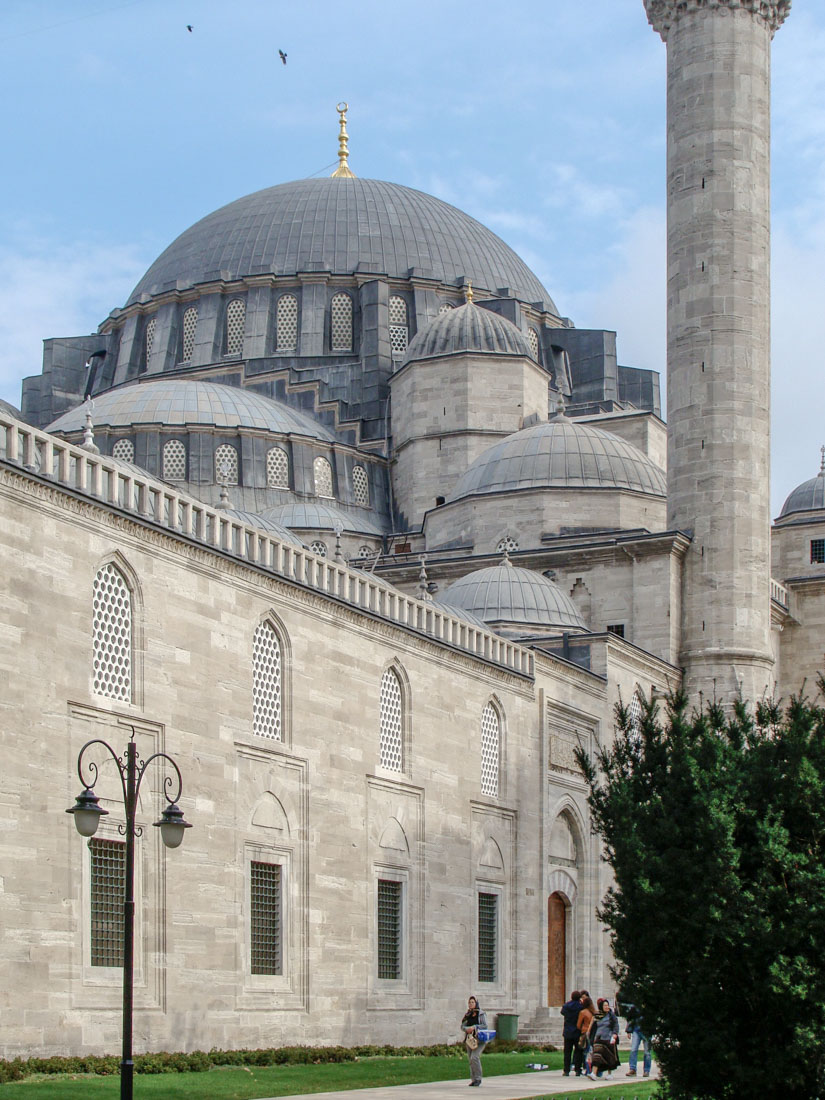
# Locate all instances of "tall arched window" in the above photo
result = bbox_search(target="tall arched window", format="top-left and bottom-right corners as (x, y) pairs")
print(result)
(480, 703), (500, 797)
(276, 294), (299, 352)
(163, 439), (186, 481)
(313, 456), (333, 498)
(527, 328), (540, 361)
(215, 443), (239, 485)
(225, 298), (246, 355)
(92, 562), (132, 701)
(266, 446), (289, 488)
(253, 621), (282, 741)
(389, 296), (408, 357)
(181, 306), (198, 362)
(379, 667), (404, 772)
(330, 293), (353, 351)
(112, 439), (134, 463)
(144, 317), (156, 367)
(628, 689), (644, 747)
(352, 464), (369, 506)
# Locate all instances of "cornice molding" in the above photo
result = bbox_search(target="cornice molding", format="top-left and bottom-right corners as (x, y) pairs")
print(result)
(644, 0), (790, 40)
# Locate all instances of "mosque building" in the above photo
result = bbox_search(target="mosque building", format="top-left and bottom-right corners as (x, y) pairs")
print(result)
(0, 0), (820, 1058)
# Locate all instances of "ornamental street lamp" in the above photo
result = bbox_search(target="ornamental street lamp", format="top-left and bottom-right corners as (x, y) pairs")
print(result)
(66, 733), (192, 1100)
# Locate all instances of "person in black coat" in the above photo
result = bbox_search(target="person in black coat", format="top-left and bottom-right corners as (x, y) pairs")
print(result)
(560, 990), (584, 1076)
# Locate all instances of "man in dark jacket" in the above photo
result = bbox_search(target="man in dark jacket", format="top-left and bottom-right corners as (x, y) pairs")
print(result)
(560, 990), (583, 1076)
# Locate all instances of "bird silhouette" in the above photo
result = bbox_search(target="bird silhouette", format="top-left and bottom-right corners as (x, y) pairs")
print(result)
(186, 24), (193, 32)
(279, 49), (287, 65)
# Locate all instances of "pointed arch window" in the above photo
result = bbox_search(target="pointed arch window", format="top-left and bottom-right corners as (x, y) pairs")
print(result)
(225, 298), (246, 355)
(215, 443), (239, 486)
(331, 293), (353, 351)
(480, 703), (500, 798)
(112, 439), (134, 463)
(266, 446), (289, 488)
(313, 456), (333, 498)
(276, 294), (299, 352)
(162, 439), (186, 481)
(181, 306), (198, 362)
(352, 464), (369, 507)
(253, 621), (283, 741)
(92, 562), (132, 701)
(389, 296), (408, 357)
(379, 667), (404, 772)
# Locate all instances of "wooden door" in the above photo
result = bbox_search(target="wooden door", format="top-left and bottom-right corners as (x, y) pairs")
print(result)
(547, 892), (566, 1005)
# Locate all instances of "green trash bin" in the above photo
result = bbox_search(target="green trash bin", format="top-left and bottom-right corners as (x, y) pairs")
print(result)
(496, 1013), (519, 1041)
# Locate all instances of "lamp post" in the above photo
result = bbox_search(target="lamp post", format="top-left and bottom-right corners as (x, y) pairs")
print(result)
(66, 733), (192, 1100)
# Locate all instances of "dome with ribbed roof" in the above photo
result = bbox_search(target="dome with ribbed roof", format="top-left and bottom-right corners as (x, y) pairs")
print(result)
(779, 450), (825, 517)
(260, 500), (386, 537)
(402, 301), (534, 364)
(441, 560), (587, 633)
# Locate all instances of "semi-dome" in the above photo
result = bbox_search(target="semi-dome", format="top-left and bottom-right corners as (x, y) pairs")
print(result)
(47, 379), (339, 441)
(448, 413), (667, 501)
(779, 451), (825, 517)
(260, 500), (386, 537)
(441, 559), (587, 633)
(402, 300), (534, 364)
(127, 178), (555, 310)
(0, 397), (22, 420)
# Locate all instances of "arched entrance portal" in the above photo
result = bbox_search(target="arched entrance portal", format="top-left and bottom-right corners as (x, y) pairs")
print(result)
(547, 891), (568, 1005)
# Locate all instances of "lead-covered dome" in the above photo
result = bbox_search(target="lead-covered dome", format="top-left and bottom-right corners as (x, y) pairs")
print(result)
(779, 452), (825, 517)
(402, 301), (534, 364)
(441, 560), (587, 633)
(260, 500), (386, 537)
(127, 178), (555, 310)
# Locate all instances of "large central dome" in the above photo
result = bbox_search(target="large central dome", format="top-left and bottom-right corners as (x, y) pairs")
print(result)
(127, 177), (555, 309)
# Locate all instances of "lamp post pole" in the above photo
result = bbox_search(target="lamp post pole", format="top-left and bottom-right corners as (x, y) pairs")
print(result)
(66, 733), (192, 1100)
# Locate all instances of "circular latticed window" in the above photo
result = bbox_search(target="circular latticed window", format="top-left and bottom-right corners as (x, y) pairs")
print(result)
(352, 464), (369, 506)
(215, 443), (239, 486)
(163, 440), (186, 481)
(379, 668), (403, 772)
(438, 303), (455, 314)
(331, 293), (353, 351)
(181, 307), (198, 362)
(144, 317), (156, 364)
(527, 328), (540, 361)
(496, 535), (519, 553)
(252, 621), (282, 741)
(266, 447), (289, 488)
(358, 545), (375, 558)
(112, 439), (134, 463)
(309, 540), (328, 557)
(276, 294), (298, 352)
(313, 456), (333, 498)
(92, 563), (132, 701)
(225, 298), (246, 356)
(481, 703), (500, 798)
(389, 296), (408, 357)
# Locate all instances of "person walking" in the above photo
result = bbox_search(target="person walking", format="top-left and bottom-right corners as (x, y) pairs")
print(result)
(586, 997), (620, 1080)
(560, 990), (583, 1076)
(623, 1002), (652, 1078)
(576, 993), (595, 1077)
(461, 995), (488, 1087)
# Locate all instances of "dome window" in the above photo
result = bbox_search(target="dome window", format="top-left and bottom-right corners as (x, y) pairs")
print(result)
(496, 535), (519, 553)
(112, 439), (134, 463)
(252, 620), (283, 741)
(527, 328), (540, 362)
(181, 306), (198, 362)
(225, 298), (246, 356)
(313, 456), (334, 498)
(215, 443), (239, 486)
(330, 293), (353, 351)
(92, 562), (132, 702)
(358, 544), (375, 558)
(379, 667), (404, 772)
(276, 294), (299, 352)
(144, 317), (156, 368)
(309, 540), (328, 558)
(352, 464), (369, 507)
(266, 446), (290, 488)
(438, 303), (455, 314)
(163, 439), (187, 481)
(389, 296), (408, 358)
(480, 702), (501, 798)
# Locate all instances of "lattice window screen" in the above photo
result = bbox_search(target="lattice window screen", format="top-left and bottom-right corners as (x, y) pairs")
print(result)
(250, 861), (282, 975)
(496, 535), (519, 553)
(144, 317), (156, 364)
(379, 668), (403, 772)
(309, 540), (328, 557)
(377, 879), (402, 979)
(480, 704), (500, 798)
(112, 439), (134, 463)
(214, 443), (239, 486)
(477, 892), (498, 982)
(330, 293), (353, 351)
(253, 621), (282, 741)
(225, 298), (246, 355)
(276, 294), (298, 352)
(92, 563), (132, 701)
(181, 307), (198, 361)
(527, 328), (540, 361)
(358, 545), (375, 558)
(90, 838), (125, 967)
(313, 456), (333, 498)
(389, 296), (408, 356)
(438, 303), (455, 314)
(352, 465), (369, 506)
(628, 692), (643, 745)
(266, 447), (289, 488)
(163, 439), (186, 481)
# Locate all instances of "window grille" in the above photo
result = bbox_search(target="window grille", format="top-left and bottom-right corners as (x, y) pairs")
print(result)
(266, 447), (289, 488)
(112, 439), (134, 463)
(527, 328), (540, 361)
(477, 892), (498, 982)
(352, 464), (369, 506)
(496, 535), (519, 553)
(379, 668), (403, 772)
(313, 456), (333, 498)
(225, 298), (246, 355)
(358, 545), (375, 558)
(181, 307), (198, 362)
(253, 621), (282, 741)
(389, 296), (408, 356)
(144, 317), (156, 364)
(92, 563), (132, 701)
(606, 623), (625, 638)
(250, 861), (282, 975)
(811, 539), (825, 564)
(628, 692), (643, 746)
(163, 439), (186, 481)
(90, 837), (125, 967)
(309, 540), (328, 557)
(276, 294), (299, 352)
(377, 879), (402, 979)
(480, 704), (500, 798)
(214, 443), (239, 486)
(331, 293), (353, 351)
(438, 303), (455, 314)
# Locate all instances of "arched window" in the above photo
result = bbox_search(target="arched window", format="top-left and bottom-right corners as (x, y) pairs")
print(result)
(628, 690), (644, 747)
(330, 293), (353, 351)
(92, 562), (132, 701)
(252, 621), (282, 741)
(496, 535), (519, 553)
(309, 540), (328, 557)
(112, 439), (134, 463)
(266, 446), (289, 488)
(215, 443), (239, 486)
(144, 317), (156, 366)
(358, 544), (375, 558)
(480, 703), (500, 797)
(163, 439), (186, 481)
(352, 464), (369, 506)
(379, 667), (404, 772)
(527, 328), (540, 361)
(438, 303), (455, 314)
(181, 306), (198, 362)
(225, 298), (246, 355)
(389, 296), (408, 357)
(276, 294), (299, 352)
(313, 456), (333, 498)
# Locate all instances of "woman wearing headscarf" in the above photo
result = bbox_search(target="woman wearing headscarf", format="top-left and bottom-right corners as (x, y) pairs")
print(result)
(587, 996), (620, 1080)
(461, 995), (488, 1086)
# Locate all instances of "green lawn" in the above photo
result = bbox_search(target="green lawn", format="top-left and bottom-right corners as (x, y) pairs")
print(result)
(532, 1085), (659, 1100)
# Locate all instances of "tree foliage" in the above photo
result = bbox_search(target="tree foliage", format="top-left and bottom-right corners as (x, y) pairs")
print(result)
(577, 682), (825, 1100)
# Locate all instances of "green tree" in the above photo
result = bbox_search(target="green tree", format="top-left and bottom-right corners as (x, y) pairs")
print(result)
(577, 685), (825, 1100)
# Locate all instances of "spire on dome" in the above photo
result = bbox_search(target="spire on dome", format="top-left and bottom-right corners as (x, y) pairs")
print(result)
(331, 102), (356, 179)
(820, 445), (825, 476)
(418, 558), (433, 602)
(464, 280), (474, 304)
(81, 400), (100, 454)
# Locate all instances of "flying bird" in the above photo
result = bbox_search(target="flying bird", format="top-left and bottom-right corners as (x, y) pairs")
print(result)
(186, 24), (193, 32)
(279, 49), (287, 65)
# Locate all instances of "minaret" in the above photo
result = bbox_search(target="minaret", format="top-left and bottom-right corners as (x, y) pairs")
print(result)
(644, 0), (790, 704)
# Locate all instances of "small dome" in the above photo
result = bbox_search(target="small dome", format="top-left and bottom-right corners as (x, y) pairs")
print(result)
(220, 508), (305, 546)
(260, 500), (386, 537)
(449, 414), (666, 501)
(779, 451), (825, 517)
(0, 397), (22, 419)
(46, 379), (339, 442)
(402, 301), (534, 364)
(441, 560), (587, 633)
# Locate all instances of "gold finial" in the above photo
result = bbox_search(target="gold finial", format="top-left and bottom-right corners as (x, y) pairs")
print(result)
(331, 102), (356, 179)
(464, 280), (473, 304)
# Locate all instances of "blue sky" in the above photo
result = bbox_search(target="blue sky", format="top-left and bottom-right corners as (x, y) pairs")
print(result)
(1, 0), (823, 513)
